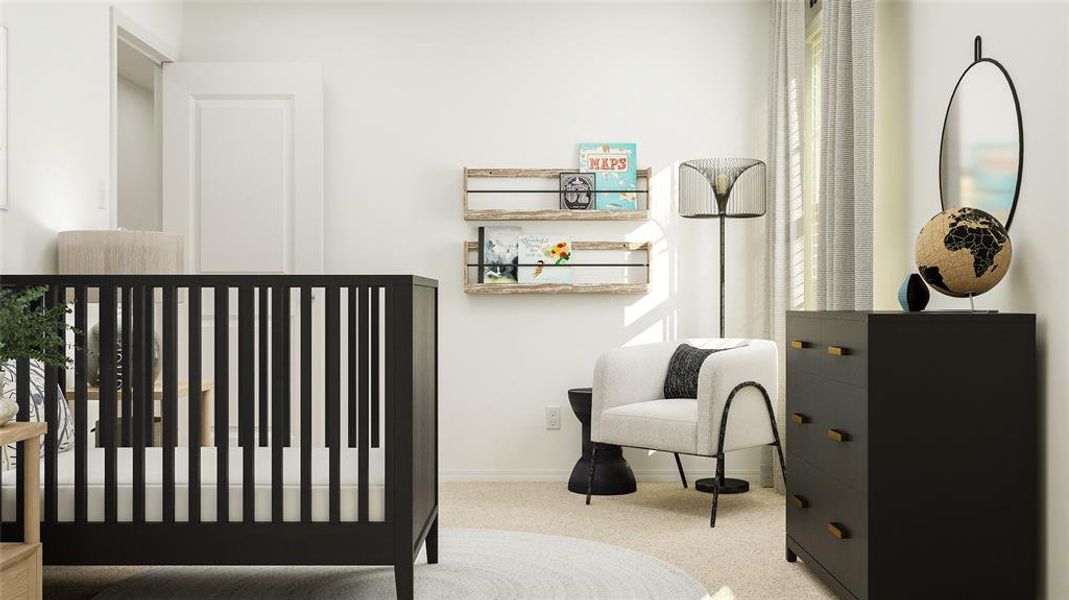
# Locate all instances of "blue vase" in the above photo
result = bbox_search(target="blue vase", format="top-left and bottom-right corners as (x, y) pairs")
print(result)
(898, 273), (930, 312)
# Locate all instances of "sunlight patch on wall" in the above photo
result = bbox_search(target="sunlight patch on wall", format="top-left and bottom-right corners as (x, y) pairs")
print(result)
(623, 165), (675, 333)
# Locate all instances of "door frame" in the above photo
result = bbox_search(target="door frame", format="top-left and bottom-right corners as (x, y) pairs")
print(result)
(108, 7), (179, 229)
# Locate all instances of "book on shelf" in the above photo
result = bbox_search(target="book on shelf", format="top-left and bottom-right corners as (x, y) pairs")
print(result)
(578, 143), (638, 211)
(559, 172), (596, 210)
(518, 234), (573, 284)
(478, 226), (521, 284)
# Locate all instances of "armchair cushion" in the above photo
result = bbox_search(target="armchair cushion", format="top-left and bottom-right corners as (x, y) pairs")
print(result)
(664, 343), (748, 399)
(598, 399), (697, 454)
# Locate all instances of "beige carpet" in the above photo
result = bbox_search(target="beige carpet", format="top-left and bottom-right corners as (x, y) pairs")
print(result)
(91, 529), (709, 599)
(444, 482), (834, 599)
(44, 481), (834, 599)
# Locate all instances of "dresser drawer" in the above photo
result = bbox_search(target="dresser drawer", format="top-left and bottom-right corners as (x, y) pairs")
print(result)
(787, 373), (868, 494)
(821, 319), (868, 388)
(787, 316), (823, 376)
(787, 456), (868, 598)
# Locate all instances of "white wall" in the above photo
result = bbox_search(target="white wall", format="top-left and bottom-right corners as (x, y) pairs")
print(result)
(0, 2), (180, 273)
(887, 2), (1069, 596)
(180, 1), (772, 481)
(0, 3), (112, 273)
(117, 76), (160, 230)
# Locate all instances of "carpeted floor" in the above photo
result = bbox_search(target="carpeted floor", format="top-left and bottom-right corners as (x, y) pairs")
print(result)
(90, 529), (709, 599)
(43, 481), (834, 599)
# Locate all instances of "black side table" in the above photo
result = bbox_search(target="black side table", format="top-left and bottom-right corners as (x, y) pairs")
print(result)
(567, 388), (636, 495)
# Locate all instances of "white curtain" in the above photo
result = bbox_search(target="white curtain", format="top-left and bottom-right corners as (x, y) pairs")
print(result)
(816, 0), (875, 311)
(761, 0), (804, 491)
(761, 0), (875, 490)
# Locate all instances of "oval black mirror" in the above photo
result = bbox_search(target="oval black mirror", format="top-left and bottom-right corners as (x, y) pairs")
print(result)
(939, 36), (1023, 229)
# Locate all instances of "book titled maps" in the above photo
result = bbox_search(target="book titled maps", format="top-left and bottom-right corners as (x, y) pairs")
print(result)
(578, 143), (638, 211)
(518, 234), (573, 284)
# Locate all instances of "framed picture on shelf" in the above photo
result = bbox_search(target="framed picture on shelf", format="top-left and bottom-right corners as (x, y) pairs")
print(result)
(559, 172), (596, 210)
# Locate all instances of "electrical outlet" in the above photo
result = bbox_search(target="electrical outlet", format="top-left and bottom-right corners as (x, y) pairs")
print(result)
(545, 406), (561, 430)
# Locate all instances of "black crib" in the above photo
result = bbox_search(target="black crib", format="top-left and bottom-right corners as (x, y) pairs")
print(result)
(0, 274), (438, 600)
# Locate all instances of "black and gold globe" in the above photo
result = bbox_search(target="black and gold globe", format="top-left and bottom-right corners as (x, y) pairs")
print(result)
(915, 207), (1012, 298)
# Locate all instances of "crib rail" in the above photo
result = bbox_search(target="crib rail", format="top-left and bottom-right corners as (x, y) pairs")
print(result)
(0, 274), (438, 566)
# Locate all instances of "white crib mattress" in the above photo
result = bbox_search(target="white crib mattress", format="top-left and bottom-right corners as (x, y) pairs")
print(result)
(1, 446), (385, 523)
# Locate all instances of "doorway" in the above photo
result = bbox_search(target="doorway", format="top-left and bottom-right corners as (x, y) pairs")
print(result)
(116, 39), (159, 231)
(111, 9), (173, 232)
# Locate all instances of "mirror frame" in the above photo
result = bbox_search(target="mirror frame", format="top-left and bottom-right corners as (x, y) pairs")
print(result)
(939, 36), (1024, 230)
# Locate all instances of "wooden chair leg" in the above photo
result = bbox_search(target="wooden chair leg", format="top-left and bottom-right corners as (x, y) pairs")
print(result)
(585, 443), (599, 505)
(673, 453), (687, 488)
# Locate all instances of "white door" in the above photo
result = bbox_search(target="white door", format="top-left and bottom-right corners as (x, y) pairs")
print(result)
(161, 63), (325, 452)
(162, 62), (323, 274)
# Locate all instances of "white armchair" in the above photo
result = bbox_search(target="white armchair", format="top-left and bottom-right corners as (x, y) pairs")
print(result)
(586, 339), (785, 527)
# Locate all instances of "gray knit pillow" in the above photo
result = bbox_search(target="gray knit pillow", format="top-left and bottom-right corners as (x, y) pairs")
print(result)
(663, 343), (748, 399)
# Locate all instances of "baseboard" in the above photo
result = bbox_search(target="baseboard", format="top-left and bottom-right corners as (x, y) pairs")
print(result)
(440, 468), (763, 483)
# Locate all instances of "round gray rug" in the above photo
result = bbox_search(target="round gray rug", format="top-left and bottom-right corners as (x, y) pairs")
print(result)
(92, 528), (709, 599)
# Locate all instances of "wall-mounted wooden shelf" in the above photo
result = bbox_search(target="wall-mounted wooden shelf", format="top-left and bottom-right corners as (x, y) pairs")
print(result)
(463, 167), (652, 222)
(463, 240), (650, 295)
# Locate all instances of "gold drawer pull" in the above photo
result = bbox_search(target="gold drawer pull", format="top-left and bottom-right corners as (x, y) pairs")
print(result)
(791, 412), (809, 424)
(826, 346), (847, 356)
(826, 428), (848, 442)
(790, 340), (808, 350)
(827, 522), (848, 540)
(789, 495), (808, 509)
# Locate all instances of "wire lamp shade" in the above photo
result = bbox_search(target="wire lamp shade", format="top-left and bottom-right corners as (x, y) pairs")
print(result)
(679, 158), (767, 218)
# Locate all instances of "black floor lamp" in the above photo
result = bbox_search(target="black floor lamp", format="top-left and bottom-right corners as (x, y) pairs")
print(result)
(678, 157), (767, 495)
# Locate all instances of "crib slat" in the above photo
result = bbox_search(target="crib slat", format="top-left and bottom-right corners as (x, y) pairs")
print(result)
(326, 285), (341, 522)
(121, 287), (133, 447)
(15, 357), (29, 535)
(43, 285), (60, 523)
(300, 287), (313, 523)
(215, 287), (230, 522)
(282, 289), (292, 447)
(74, 285), (88, 522)
(371, 287), (380, 448)
(188, 285), (202, 523)
(162, 285), (178, 523)
(258, 286), (269, 447)
(348, 287), (357, 449)
(271, 285), (287, 523)
(131, 286), (148, 523)
(239, 286), (256, 523)
(99, 286), (119, 522)
(144, 288), (157, 443)
(357, 286), (370, 522)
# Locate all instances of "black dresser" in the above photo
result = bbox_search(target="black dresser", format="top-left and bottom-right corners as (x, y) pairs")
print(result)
(785, 311), (1038, 599)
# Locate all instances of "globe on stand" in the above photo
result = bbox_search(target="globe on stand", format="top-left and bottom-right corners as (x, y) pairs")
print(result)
(915, 207), (1012, 303)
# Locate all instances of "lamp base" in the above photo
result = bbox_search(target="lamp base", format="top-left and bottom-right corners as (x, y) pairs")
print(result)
(695, 476), (750, 495)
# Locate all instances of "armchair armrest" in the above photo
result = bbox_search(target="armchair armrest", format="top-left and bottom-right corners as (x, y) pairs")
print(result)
(591, 341), (681, 442)
(695, 340), (778, 455)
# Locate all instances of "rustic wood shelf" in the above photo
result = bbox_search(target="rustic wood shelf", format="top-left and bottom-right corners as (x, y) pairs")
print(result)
(463, 240), (650, 295)
(465, 208), (649, 222)
(464, 167), (652, 222)
(465, 282), (650, 295)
